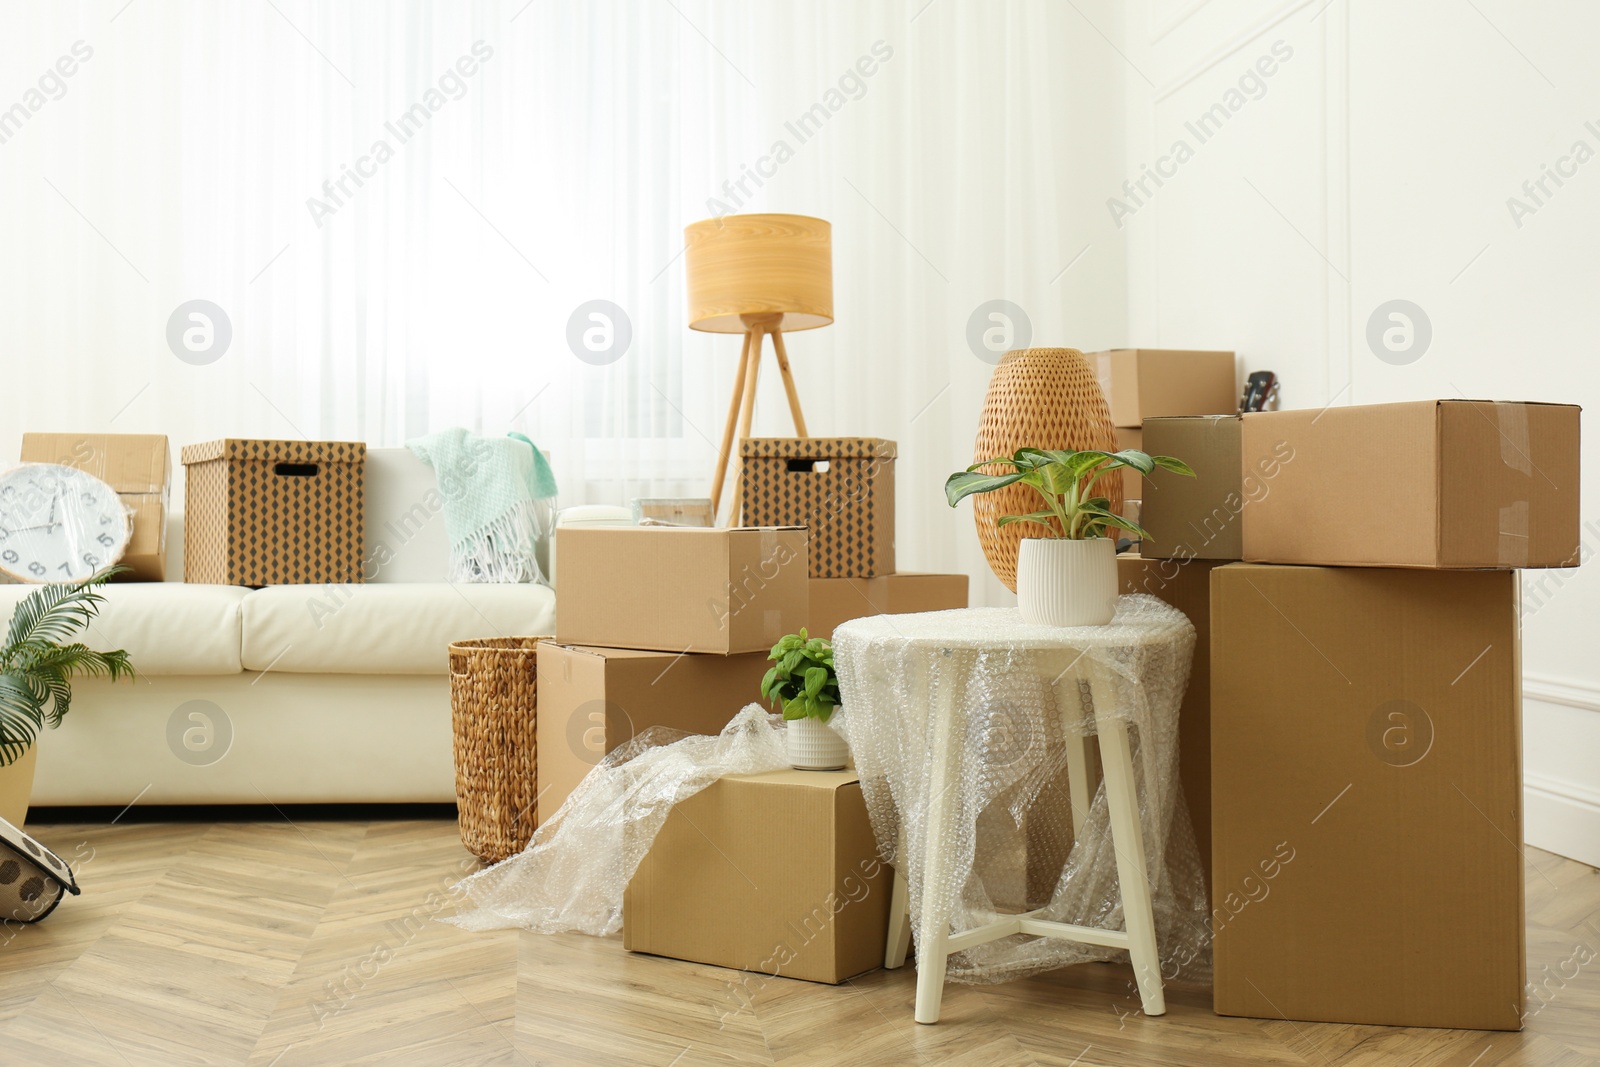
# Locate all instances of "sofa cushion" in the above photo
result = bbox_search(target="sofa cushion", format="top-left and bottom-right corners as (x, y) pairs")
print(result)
(240, 582), (557, 675)
(0, 583), (247, 675)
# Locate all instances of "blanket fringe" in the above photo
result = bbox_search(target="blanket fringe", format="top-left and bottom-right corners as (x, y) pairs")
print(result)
(449, 498), (548, 585)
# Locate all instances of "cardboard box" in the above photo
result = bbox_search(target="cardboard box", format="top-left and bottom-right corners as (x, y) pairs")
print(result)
(534, 642), (769, 820)
(1089, 349), (1237, 427)
(807, 572), (969, 640)
(181, 439), (365, 586)
(1140, 415), (1245, 560)
(1242, 400), (1580, 569)
(1112, 427), (1143, 502)
(624, 769), (892, 985)
(1210, 563), (1523, 1030)
(1118, 552), (1222, 900)
(555, 526), (808, 654)
(20, 433), (171, 581)
(739, 438), (895, 578)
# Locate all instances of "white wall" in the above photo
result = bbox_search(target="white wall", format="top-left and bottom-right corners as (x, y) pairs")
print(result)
(1116, 0), (1600, 863)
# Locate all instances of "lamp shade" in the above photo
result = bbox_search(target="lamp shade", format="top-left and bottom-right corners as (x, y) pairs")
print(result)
(684, 214), (833, 333)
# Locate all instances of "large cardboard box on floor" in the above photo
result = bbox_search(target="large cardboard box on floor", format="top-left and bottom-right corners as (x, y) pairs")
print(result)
(624, 769), (892, 985)
(1241, 400), (1580, 569)
(555, 526), (808, 654)
(1089, 349), (1237, 427)
(739, 437), (896, 578)
(1118, 553), (1223, 900)
(1139, 415), (1255, 561)
(807, 573), (968, 640)
(20, 433), (171, 581)
(535, 643), (769, 820)
(1210, 563), (1524, 1030)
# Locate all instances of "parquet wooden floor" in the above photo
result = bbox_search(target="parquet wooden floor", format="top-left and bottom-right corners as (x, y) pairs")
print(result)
(1, 813), (1596, 1066)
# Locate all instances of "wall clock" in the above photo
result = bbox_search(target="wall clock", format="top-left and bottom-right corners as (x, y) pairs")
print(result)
(0, 464), (130, 584)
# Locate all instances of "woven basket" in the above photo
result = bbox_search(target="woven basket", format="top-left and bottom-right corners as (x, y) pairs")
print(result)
(973, 347), (1122, 592)
(448, 636), (549, 863)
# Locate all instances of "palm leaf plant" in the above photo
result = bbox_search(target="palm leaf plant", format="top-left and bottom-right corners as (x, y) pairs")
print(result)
(0, 570), (134, 767)
(759, 629), (840, 723)
(945, 447), (1195, 542)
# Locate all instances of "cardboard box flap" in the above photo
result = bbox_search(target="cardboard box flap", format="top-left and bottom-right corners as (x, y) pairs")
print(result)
(739, 437), (897, 460)
(20, 433), (170, 495)
(181, 438), (367, 466)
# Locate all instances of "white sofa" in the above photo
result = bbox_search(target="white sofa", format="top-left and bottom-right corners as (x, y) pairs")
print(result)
(0, 449), (556, 806)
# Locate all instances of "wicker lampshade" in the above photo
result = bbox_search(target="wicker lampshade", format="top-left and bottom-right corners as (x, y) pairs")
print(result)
(973, 347), (1123, 592)
(684, 214), (833, 333)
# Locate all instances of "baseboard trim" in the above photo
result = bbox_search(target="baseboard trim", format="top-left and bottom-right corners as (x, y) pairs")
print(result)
(1523, 676), (1600, 869)
(1524, 673), (1600, 713)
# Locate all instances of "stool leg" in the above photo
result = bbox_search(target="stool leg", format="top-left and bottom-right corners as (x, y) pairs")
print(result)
(1098, 717), (1166, 1017)
(885, 866), (911, 969)
(913, 662), (959, 1024)
(1063, 726), (1096, 843)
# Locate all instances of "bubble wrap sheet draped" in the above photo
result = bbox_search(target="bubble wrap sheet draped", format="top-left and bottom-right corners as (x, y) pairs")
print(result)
(833, 597), (1210, 986)
(443, 705), (788, 935)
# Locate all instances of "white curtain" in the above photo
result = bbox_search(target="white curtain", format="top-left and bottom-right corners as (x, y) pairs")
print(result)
(0, 0), (1130, 604)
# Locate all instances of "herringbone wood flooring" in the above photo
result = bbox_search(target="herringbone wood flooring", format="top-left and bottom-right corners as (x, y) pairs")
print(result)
(1, 814), (1596, 1066)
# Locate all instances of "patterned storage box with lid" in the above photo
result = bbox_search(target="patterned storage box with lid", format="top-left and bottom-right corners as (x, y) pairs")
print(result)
(739, 437), (895, 578)
(181, 438), (365, 586)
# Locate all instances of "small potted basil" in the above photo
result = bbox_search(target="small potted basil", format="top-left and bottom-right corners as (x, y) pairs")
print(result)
(760, 629), (847, 771)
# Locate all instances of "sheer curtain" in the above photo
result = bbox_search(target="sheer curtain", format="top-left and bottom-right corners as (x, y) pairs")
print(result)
(0, 0), (1129, 604)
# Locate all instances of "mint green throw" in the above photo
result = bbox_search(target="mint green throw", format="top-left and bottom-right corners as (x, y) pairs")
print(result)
(406, 428), (558, 583)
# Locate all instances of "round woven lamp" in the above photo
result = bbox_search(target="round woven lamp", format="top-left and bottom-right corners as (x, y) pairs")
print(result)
(684, 213), (833, 523)
(973, 347), (1123, 592)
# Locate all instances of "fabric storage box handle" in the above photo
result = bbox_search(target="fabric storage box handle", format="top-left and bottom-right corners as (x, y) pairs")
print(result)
(784, 459), (831, 473)
(272, 462), (321, 477)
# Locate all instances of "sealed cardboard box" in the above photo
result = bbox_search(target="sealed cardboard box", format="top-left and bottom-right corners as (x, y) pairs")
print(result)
(1211, 563), (1523, 1029)
(624, 769), (891, 985)
(807, 572), (968, 640)
(534, 642), (768, 820)
(181, 439), (365, 586)
(1140, 416), (1251, 561)
(1242, 400), (1580, 569)
(1089, 349), (1237, 427)
(20, 433), (171, 581)
(555, 526), (807, 654)
(739, 438), (895, 578)
(1118, 552), (1222, 899)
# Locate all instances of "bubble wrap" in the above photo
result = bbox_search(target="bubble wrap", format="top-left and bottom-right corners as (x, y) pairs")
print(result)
(442, 704), (788, 935)
(832, 596), (1211, 986)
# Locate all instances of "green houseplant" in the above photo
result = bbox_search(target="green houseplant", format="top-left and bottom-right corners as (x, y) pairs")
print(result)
(946, 448), (1194, 626)
(0, 571), (135, 825)
(760, 629), (847, 771)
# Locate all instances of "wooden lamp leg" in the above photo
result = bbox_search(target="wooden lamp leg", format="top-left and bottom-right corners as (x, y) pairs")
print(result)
(710, 329), (754, 517)
(726, 328), (764, 527)
(770, 329), (809, 437)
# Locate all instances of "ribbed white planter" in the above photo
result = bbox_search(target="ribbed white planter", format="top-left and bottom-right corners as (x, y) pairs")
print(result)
(788, 716), (849, 771)
(1017, 537), (1118, 627)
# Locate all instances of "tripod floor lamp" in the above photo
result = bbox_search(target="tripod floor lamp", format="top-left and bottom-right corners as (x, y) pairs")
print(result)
(685, 213), (833, 525)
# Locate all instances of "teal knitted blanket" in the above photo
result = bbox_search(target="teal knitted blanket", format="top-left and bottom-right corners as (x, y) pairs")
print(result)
(406, 428), (558, 583)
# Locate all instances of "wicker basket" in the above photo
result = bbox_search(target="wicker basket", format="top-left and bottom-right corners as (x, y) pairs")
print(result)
(973, 347), (1121, 592)
(448, 636), (549, 863)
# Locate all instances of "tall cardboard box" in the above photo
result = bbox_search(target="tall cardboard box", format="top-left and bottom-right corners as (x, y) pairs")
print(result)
(1089, 349), (1237, 427)
(182, 439), (366, 586)
(1211, 563), (1524, 1029)
(807, 573), (968, 640)
(534, 643), (770, 819)
(624, 770), (892, 985)
(1118, 553), (1222, 900)
(739, 438), (895, 578)
(1139, 415), (1249, 561)
(1241, 400), (1580, 568)
(20, 433), (171, 581)
(555, 526), (808, 654)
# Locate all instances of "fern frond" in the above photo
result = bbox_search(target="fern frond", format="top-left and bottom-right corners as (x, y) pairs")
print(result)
(2, 570), (119, 659)
(0, 676), (43, 768)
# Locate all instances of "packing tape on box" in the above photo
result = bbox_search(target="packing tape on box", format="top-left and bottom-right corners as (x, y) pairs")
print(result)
(1494, 402), (1532, 567)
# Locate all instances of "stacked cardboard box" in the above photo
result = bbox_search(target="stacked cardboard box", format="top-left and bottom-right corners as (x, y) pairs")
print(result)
(738, 436), (968, 637)
(1136, 399), (1581, 1030)
(551, 524), (894, 984)
(20, 433), (171, 581)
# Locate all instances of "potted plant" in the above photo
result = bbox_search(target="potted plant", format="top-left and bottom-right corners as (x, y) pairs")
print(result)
(946, 447), (1194, 626)
(760, 629), (847, 771)
(0, 571), (135, 825)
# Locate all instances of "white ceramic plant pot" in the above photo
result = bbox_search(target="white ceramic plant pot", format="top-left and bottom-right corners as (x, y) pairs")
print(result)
(788, 716), (849, 771)
(1017, 536), (1118, 627)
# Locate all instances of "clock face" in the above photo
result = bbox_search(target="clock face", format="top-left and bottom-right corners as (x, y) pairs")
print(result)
(0, 464), (131, 584)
